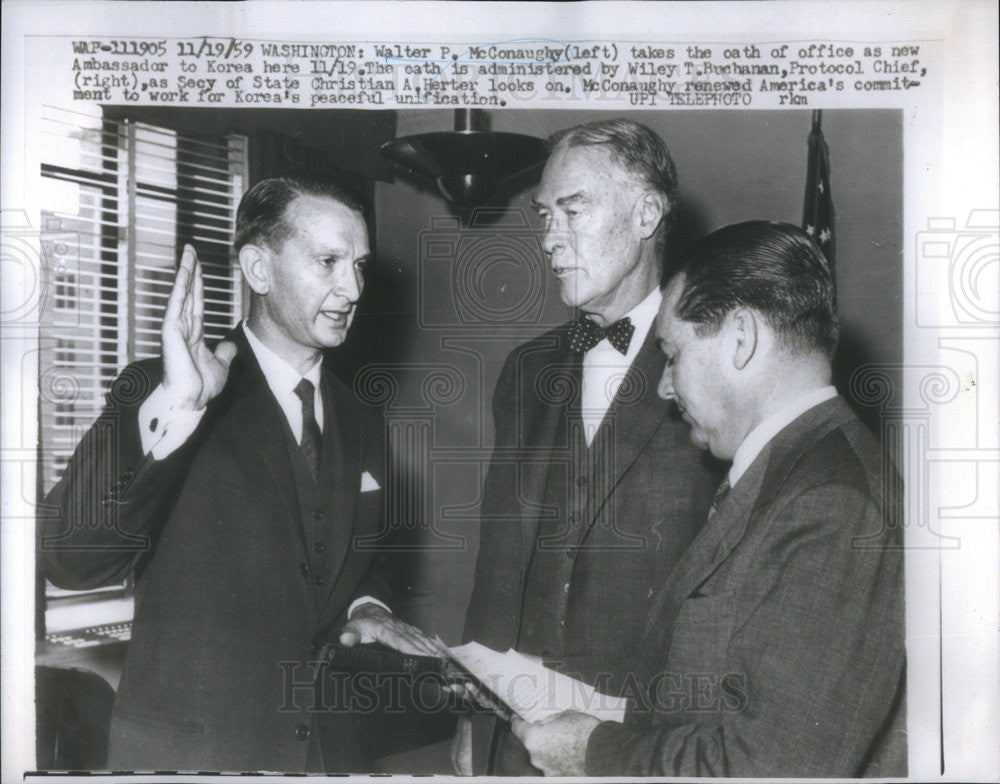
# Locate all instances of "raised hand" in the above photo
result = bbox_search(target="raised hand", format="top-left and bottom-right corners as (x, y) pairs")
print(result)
(161, 244), (237, 410)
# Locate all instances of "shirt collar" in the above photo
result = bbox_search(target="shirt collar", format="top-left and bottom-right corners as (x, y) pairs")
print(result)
(242, 320), (322, 397)
(729, 385), (838, 487)
(583, 286), (661, 359)
(625, 286), (662, 350)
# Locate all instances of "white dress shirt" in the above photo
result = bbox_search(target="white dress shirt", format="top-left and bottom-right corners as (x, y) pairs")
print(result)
(580, 286), (662, 446)
(139, 321), (323, 458)
(728, 385), (838, 487)
(242, 323), (324, 442)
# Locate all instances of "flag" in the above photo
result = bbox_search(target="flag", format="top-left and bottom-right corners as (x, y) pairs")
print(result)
(802, 110), (835, 279)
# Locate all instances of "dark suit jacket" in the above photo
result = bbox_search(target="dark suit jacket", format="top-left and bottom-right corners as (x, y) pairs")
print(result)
(463, 322), (721, 773)
(586, 396), (907, 777)
(40, 326), (390, 772)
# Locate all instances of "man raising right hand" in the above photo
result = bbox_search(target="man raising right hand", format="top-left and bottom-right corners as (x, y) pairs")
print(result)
(41, 173), (439, 773)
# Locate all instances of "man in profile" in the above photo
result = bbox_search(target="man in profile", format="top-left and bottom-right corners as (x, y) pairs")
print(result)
(513, 221), (906, 777)
(41, 174), (440, 772)
(457, 119), (720, 774)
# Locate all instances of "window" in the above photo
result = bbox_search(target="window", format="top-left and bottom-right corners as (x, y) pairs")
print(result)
(38, 106), (248, 494)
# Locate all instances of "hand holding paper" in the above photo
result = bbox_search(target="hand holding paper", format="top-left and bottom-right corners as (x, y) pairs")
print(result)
(447, 642), (628, 724)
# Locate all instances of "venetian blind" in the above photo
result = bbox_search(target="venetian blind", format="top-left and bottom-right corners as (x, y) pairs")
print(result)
(38, 105), (248, 494)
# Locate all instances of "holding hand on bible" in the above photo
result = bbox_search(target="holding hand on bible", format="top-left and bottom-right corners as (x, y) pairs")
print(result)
(339, 602), (447, 657)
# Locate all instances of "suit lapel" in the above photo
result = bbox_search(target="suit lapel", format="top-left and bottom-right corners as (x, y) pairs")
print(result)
(642, 396), (857, 658)
(316, 371), (361, 610)
(641, 446), (770, 665)
(578, 326), (670, 537)
(214, 327), (303, 547)
(517, 331), (577, 572)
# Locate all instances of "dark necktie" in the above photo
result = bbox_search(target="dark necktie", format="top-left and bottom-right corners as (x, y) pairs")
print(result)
(293, 378), (322, 479)
(707, 477), (731, 520)
(567, 314), (635, 355)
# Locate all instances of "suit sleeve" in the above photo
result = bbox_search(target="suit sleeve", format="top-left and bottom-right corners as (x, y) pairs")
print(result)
(39, 360), (191, 590)
(349, 555), (392, 611)
(349, 557), (392, 611)
(585, 482), (905, 778)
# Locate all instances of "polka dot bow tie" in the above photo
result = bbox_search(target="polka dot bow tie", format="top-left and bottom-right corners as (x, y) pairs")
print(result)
(568, 315), (635, 355)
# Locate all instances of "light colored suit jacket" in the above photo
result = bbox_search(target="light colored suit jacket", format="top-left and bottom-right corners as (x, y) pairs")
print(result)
(586, 396), (906, 777)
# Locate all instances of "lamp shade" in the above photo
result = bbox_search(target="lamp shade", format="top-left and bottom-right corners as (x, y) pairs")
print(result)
(380, 110), (547, 206)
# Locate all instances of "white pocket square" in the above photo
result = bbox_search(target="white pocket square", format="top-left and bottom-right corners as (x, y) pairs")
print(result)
(360, 471), (381, 492)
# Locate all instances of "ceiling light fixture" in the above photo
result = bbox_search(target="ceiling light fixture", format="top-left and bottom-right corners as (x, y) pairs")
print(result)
(380, 108), (547, 207)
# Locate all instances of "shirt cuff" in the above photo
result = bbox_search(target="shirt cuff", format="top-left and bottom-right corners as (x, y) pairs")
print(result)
(348, 596), (392, 619)
(138, 383), (207, 460)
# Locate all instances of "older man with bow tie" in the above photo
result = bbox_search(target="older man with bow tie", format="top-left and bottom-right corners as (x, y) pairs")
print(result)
(455, 119), (721, 775)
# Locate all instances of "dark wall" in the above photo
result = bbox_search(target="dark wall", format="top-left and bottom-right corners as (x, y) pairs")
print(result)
(346, 109), (903, 644)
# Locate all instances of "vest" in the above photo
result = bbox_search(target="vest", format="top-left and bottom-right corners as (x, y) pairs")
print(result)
(282, 423), (337, 604)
